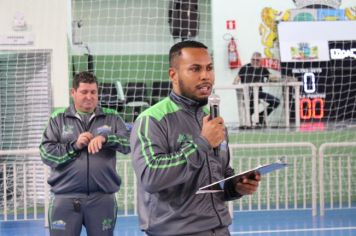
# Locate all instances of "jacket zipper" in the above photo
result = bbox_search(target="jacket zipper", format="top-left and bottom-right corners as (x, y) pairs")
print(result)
(195, 108), (223, 226)
(85, 116), (96, 196)
(86, 136), (90, 196)
(78, 115), (91, 196)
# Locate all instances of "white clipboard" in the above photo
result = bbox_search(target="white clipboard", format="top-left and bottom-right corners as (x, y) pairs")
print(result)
(196, 157), (288, 194)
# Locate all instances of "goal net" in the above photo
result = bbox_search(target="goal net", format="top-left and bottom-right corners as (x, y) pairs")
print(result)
(0, 51), (52, 220)
(225, 2), (356, 213)
(69, 0), (356, 215)
(70, 0), (213, 215)
(71, 0), (212, 122)
(0, 0), (212, 221)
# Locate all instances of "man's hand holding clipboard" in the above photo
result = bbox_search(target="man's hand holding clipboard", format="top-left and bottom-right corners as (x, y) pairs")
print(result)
(234, 170), (261, 196)
(196, 157), (288, 195)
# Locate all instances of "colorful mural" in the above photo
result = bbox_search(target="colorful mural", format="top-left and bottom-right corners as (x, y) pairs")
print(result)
(259, 0), (356, 59)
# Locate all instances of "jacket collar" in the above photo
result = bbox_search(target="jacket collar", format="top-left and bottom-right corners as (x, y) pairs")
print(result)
(169, 91), (208, 113)
(65, 103), (105, 118)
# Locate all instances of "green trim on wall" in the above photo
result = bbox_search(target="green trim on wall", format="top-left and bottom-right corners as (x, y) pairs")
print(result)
(71, 55), (170, 85)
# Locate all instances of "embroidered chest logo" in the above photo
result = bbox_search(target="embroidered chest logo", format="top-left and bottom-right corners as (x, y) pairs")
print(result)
(62, 125), (74, 136)
(177, 133), (193, 144)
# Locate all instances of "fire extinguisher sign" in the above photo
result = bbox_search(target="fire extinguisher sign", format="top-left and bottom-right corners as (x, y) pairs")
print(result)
(226, 20), (236, 30)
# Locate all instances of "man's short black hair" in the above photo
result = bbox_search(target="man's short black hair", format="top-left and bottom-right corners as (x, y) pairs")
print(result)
(72, 71), (97, 89)
(169, 40), (208, 67)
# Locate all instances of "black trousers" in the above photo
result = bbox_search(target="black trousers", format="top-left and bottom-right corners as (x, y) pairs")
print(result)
(48, 193), (117, 236)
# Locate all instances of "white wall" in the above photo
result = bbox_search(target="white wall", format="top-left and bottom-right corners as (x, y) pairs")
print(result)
(0, 0), (70, 108)
(212, 0), (356, 124)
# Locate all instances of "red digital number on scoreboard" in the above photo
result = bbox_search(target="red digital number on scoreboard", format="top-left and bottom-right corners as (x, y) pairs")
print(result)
(300, 98), (324, 120)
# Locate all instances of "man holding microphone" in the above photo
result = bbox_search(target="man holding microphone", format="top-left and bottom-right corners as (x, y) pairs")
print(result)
(131, 41), (261, 236)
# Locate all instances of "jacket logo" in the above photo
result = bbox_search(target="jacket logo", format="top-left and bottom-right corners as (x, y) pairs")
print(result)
(102, 218), (113, 231)
(97, 125), (112, 135)
(177, 134), (193, 144)
(62, 125), (74, 135)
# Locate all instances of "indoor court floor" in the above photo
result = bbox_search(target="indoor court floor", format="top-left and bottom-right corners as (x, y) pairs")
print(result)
(1, 209), (355, 236)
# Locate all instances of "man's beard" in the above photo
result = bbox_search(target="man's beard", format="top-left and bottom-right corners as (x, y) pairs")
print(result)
(179, 79), (208, 106)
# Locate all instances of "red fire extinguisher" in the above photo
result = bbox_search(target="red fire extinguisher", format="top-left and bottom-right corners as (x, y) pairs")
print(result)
(228, 37), (241, 69)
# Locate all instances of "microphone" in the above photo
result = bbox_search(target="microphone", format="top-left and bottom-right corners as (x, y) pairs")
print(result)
(208, 94), (221, 157)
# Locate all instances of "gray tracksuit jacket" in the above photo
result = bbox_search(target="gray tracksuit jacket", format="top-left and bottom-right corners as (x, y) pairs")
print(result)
(130, 92), (241, 236)
(40, 104), (130, 194)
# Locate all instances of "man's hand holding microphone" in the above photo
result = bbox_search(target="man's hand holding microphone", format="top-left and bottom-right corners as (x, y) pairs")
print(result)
(201, 94), (224, 156)
(201, 94), (260, 196)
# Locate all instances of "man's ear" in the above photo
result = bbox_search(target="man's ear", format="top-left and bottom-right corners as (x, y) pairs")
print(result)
(71, 88), (76, 97)
(169, 67), (177, 84)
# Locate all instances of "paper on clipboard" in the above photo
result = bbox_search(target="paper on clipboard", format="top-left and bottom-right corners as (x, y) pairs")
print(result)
(196, 157), (288, 194)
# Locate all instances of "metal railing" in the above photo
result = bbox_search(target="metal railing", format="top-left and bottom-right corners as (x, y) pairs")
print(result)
(0, 150), (137, 225)
(1, 141), (356, 224)
(229, 143), (318, 216)
(318, 142), (356, 216)
(0, 149), (47, 221)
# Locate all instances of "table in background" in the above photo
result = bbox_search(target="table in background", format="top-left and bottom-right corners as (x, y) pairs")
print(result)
(215, 81), (302, 128)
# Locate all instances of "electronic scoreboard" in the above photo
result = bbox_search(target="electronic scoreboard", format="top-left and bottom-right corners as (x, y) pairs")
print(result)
(278, 21), (356, 122)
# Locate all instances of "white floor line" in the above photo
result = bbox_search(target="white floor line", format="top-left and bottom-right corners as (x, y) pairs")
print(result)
(231, 226), (356, 234)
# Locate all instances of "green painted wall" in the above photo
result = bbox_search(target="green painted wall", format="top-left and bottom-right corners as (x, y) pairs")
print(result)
(71, 55), (170, 85)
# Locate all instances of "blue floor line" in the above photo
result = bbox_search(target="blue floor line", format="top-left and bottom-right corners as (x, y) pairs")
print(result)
(1, 209), (355, 236)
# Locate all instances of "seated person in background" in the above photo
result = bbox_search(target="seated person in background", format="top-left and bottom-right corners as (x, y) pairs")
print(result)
(234, 52), (280, 126)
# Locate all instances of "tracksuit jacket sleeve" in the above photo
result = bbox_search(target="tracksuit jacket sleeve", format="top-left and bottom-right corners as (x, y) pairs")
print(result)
(101, 115), (131, 154)
(222, 131), (243, 201)
(223, 165), (243, 201)
(39, 118), (79, 168)
(131, 115), (210, 194)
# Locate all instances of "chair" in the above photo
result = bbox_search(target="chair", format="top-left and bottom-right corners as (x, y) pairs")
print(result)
(239, 86), (269, 128)
(98, 82), (125, 111)
(151, 81), (172, 105)
(123, 82), (150, 122)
